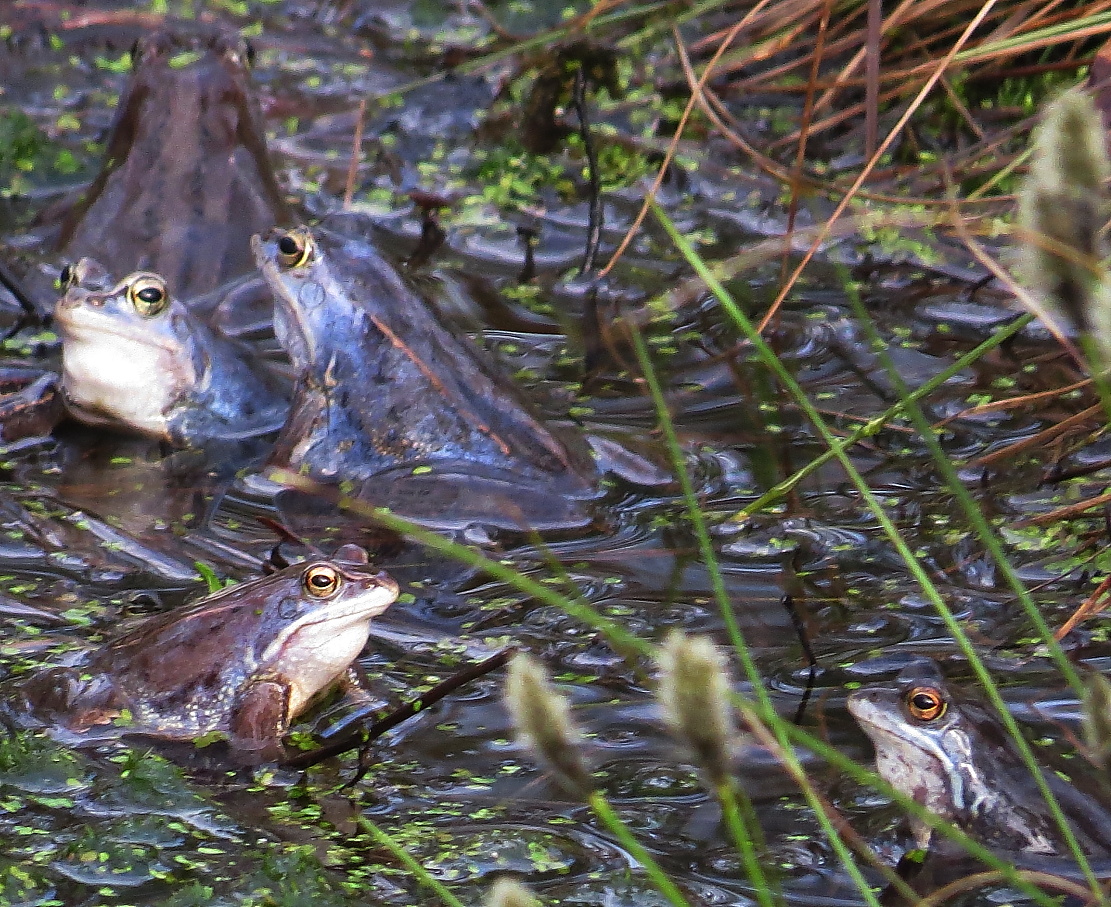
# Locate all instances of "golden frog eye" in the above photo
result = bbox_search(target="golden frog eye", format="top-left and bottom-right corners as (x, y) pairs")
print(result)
(276, 230), (314, 269)
(905, 686), (947, 721)
(302, 563), (341, 599)
(127, 275), (169, 316)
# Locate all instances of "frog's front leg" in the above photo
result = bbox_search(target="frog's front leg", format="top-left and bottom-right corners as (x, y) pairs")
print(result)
(228, 679), (290, 763)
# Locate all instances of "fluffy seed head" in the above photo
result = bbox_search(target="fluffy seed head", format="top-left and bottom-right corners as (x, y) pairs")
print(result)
(1030, 89), (1109, 196)
(1018, 89), (1110, 346)
(505, 652), (594, 799)
(486, 879), (540, 907)
(656, 630), (738, 785)
(1083, 671), (1111, 774)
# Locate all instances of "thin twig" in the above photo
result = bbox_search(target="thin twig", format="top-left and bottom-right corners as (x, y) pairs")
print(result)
(571, 68), (603, 275)
(865, 0), (881, 157)
(598, 3), (775, 277)
(756, 0), (1004, 335)
(1056, 572), (1111, 639)
(915, 869), (1091, 907)
(285, 647), (516, 770)
(343, 98), (367, 210)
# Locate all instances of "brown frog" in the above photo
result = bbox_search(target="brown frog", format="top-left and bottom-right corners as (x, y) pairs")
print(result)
(19, 545), (398, 762)
(848, 660), (1111, 858)
(54, 28), (290, 321)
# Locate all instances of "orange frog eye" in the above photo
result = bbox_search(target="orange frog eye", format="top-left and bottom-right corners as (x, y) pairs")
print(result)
(905, 686), (947, 721)
(302, 563), (341, 598)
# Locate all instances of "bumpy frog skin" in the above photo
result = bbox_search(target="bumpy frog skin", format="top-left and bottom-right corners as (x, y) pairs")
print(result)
(55, 258), (287, 446)
(19, 545), (398, 762)
(848, 661), (1111, 857)
(252, 224), (613, 530)
(54, 29), (290, 302)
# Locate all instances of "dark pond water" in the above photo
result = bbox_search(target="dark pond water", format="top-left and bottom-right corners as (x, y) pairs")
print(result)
(0, 2), (1109, 906)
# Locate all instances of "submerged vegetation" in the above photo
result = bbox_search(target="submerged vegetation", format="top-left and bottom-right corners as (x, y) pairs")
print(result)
(4, 0), (1111, 905)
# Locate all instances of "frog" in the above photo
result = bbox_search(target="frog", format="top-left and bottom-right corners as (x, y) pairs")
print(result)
(53, 28), (290, 309)
(54, 258), (288, 446)
(18, 545), (399, 763)
(847, 660), (1111, 857)
(252, 223), (627, 531)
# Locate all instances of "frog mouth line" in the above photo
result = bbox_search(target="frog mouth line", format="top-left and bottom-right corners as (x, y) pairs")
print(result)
(55, 307), (185, 355)
(259, 589), (396, 664)
(849, 694), (969, 810)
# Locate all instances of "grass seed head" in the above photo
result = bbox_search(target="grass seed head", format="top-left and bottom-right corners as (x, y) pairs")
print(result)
(1082, 671), (1111, 774)
(505, 652), (594, 799)
(487, 878), (541, 907)
(1031, 89), (1109, 196)
(1018, 89), (1110, 342)
(656, 630), (738, 786)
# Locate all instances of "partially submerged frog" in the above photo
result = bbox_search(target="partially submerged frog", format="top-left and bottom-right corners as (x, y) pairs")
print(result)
(53, 29), (290, 307)
(18, 545), (398, 762)
(847, 660), (1111, 857)
(252, 224), (618, 531)
(55, 259), (287, 446)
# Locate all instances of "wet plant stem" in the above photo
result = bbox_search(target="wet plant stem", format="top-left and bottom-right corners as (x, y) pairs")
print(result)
(274, 470), (648, 659)
(840, 272), (1103, 898)
(572, 67), (602, 275)
(741, 310), (1035, 516)
(357, 817), (465, 907)
(279, 480), (1064, 907)
(649, 201), (1079, 907)
(587, 791), (692, 907)
(626, 319), (884, 907)
(1078, 335), (1111, 427)
(715, 780), (782, 907)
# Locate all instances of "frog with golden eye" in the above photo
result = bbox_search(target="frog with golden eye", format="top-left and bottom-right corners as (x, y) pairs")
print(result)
(17, 545), (398, 763)
(2, 27), (290, 334)
(54, 258), (287, 446)
(252, 224), (665, 531)
(848, 660), (1111, 857)
(53, 28), (290, 308)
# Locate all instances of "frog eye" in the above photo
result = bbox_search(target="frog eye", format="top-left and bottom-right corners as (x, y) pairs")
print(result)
(127, 275), (169, 316)
(905, 686), (947, 721)
(276, 230), (314, 269)
(302, 563), (341, 598)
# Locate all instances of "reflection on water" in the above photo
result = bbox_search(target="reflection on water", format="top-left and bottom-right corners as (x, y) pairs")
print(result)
(0, 3), (1106, 906)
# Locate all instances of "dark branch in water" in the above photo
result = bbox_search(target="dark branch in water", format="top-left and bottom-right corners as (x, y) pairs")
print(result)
(781, 594), (818, 724)
(284, 646), (517, 773)
(572, 67), (603, 276)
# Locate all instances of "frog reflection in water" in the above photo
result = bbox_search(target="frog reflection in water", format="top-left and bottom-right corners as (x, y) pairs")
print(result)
(253, 225), (657, 531)
(55, 28), (289, 302)
(20, 546), (398, 763)
(46, 28), (289, 336)
(55, 259), (286, 446)
(848, 660), (1111, 857)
